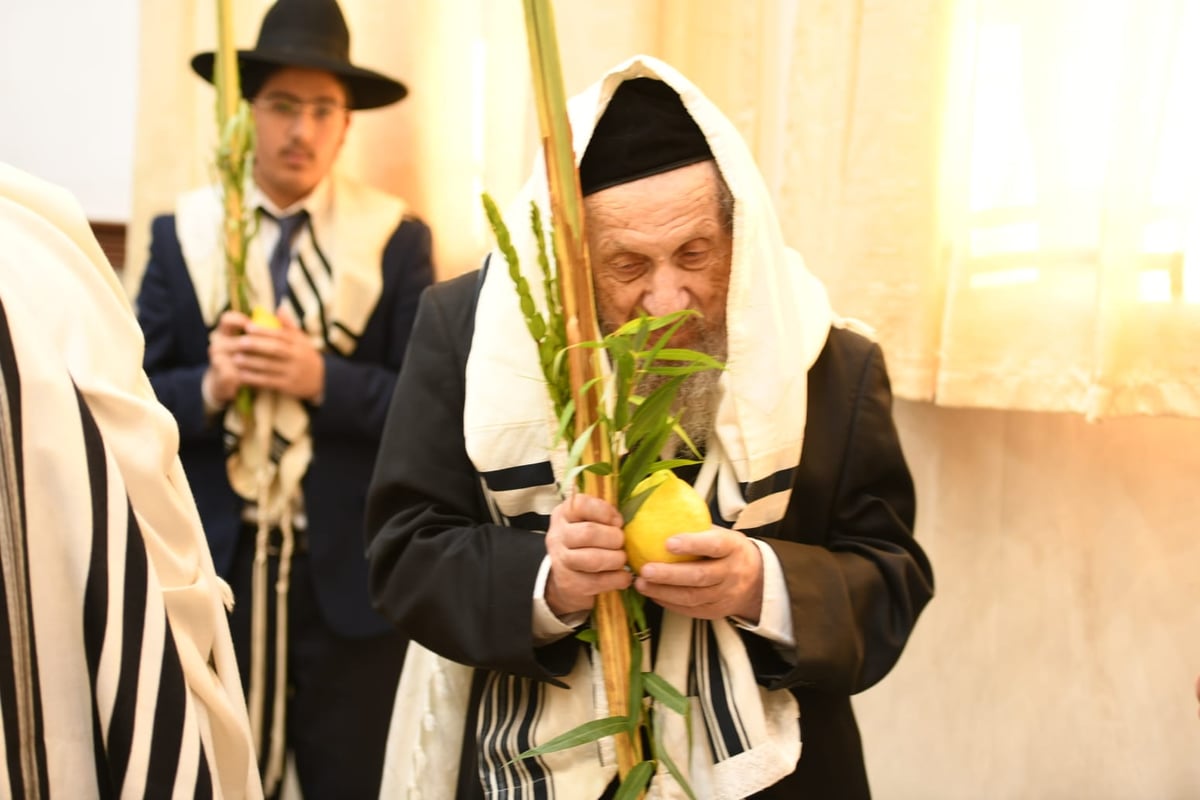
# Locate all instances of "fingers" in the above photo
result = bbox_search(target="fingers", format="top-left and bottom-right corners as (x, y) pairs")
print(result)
(634, 530), (763, 621)
(275, 307), (300, 330)
(546, 496), (625, 566)
(208, 312), (324, 402)
(215, 310), (249, 336)
(231, 326), (322, 395)
(558, 492), (624, 529)
(544, 494), (631, 617)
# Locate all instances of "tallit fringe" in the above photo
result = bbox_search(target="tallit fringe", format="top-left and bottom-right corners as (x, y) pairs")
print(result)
(263, 512), (296, 795)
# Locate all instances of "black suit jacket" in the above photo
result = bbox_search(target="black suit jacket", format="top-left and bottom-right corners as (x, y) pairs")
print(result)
(366, 270), (933, 797)
(139, 210), (434, 638)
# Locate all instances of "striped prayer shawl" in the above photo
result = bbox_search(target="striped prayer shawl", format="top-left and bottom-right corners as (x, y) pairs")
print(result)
(1, 161), (259, 799)
(0, 297), (217, 797)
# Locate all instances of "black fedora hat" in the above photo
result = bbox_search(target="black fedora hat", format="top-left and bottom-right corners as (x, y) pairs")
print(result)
(190, 0), (407, 110)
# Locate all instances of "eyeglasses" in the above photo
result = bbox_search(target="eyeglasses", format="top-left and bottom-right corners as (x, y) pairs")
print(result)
(254, 96), (348, 125)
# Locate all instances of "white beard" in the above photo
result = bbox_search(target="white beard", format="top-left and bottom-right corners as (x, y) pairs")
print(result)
(637, 324), (727, 456)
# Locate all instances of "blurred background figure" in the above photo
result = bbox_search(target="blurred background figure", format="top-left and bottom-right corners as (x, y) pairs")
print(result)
(134, 0), (433, 796)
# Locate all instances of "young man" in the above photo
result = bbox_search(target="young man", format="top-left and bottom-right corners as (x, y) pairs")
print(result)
(0, 162), (260, 799)
(366, 57), (934, 798)
(136, 0), (433, 796)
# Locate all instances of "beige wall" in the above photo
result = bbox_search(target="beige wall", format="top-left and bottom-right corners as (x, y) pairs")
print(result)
(857, 401), (1200, 798)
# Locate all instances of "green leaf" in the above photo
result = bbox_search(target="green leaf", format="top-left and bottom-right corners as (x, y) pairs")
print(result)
(613, 761), (655, 800)
(646, 458), (700, 473)
(511, 716), (632, 762)
(622, 587), (647, 631)
(618, 482), (659, 523)
(563, 421), (598, 486)
(646, 348), (725, 370)
(643, 672), (690, 716)
(652, 718), (697, 800)
(670, 423), (702, 460)
(576, 628), (599, 645)
(624, 375), (684, 449)
(609, 309), (696, 338)
(555, 398), (576, 445)
(640, 314), (691, 366)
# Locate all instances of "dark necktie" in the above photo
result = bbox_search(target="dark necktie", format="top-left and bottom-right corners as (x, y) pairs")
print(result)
(264, 210), (307, 306)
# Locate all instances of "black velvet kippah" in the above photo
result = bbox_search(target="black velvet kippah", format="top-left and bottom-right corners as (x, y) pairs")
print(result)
(579, 78), (713, 196)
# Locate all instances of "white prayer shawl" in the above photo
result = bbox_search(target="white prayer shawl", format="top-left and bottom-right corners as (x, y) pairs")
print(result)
(175, 172), (403, 790)
(0, 163), (261, 797)
(383, 56), (835, 799)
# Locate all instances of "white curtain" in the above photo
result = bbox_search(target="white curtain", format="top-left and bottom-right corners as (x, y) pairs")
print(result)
(932, 0), (1200, 418)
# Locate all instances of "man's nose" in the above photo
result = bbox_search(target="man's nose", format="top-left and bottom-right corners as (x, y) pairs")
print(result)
(288, 111), (316, 140)
(641, 267), (689, 317)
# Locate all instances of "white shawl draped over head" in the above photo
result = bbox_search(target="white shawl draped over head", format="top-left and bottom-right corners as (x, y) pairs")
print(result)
(384, 56), (835, 799)
(0, 162), (261, 798)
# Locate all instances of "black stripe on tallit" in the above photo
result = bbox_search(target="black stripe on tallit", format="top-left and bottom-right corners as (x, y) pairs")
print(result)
(0, 298), (47, 798)
(284, 290), (307, 327)
(76, 389), (127, 796)
(505, 511), (551, 534)
(194, 748), (213, 799)
(77, 389), (149, 794)
(700, 623), (749, 761)
(144, 602), (189, 794)
(330, 320), (361, 344)
(307, 223), (335, 279)
(495, 676), (525, 799)
(742, 466), (796, 503)
(270, 430), (292, 465)
(478, 672), (500, 796)
(296, 254), (330, 344)
(480, 461), (556, 493)
(511, 677), (552, 800)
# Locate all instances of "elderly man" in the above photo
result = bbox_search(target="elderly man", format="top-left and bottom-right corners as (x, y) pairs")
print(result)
(366, 56), (933, 798)
(135, 0), (433, 796)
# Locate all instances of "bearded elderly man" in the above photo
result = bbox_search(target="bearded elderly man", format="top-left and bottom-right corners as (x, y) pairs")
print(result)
(366, 56), (934, 799)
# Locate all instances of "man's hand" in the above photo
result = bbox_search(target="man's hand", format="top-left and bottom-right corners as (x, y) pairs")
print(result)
(634, 528), (765, 622)
(204, 310), (250, 406)
(544, 493), (633, 618)
(234, 310), (325, 401)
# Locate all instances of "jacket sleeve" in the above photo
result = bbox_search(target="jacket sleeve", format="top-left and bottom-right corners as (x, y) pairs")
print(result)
(311, 216), (435, 440)
(137, 215), (214, 443)
(756, 335), (934, 696)
(364, 274), (578, 682)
